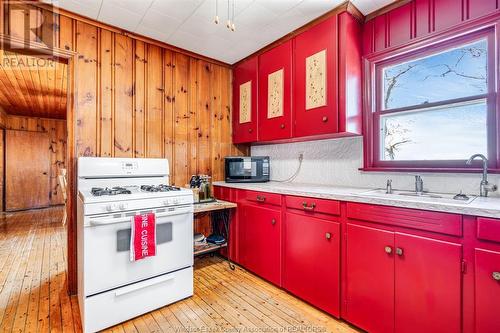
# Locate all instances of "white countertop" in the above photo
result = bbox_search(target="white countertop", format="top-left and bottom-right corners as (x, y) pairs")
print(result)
(213, 181), (500, 219)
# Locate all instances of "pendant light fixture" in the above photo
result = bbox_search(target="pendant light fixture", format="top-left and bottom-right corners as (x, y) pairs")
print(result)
(230, 0), (236, 31)
(214, 0), (219, 24)
(226, 0), (231, 29)
(214, 0), (235, 32)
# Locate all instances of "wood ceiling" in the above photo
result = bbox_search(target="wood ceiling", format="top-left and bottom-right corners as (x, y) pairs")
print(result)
(0, 50), (68, 119)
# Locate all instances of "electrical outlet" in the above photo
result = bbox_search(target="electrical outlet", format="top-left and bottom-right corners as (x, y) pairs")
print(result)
(298, 152), (304, 161)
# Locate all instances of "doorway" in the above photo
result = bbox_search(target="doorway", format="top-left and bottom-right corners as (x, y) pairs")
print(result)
(0, 49), (69, 212)
(0, 30), (77, 308)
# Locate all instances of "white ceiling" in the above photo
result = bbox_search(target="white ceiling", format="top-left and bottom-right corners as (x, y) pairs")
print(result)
(44, 0), (394, 64)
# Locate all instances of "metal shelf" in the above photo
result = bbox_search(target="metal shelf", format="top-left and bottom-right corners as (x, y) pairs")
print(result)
(194, 242), (227, 256)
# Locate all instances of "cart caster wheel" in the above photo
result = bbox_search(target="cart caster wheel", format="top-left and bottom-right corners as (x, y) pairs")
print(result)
(229, 262), (235, 270)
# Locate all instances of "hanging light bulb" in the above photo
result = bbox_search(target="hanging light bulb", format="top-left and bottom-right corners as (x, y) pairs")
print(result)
(214, 0), (219, 24)
(230, 0), (235, 31)
(226, 0), (231, 29)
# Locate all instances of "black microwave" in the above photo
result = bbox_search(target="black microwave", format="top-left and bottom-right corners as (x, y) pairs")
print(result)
(224, 156), (270, 183)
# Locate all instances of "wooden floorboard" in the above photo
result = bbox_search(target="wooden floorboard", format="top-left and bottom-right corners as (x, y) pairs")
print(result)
(0, 207), (361, 333)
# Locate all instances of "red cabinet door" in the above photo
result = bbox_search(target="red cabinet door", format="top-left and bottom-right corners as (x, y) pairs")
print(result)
(232, 56), (258, 143)
(345, 223), (395, 333)
(258, 40), (292, 141)
(239, 204), (281, 285)
(284, 213), (340, 317)
(394, 233), (462, 333)
(475, 248), (500, 333)
(294, 15), (338, 137)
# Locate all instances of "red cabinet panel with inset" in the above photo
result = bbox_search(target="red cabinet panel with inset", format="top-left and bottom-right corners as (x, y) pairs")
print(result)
(283, 213), (340, 317)
(388, 3), (412, 47)
(258, 40), (292, 141)
(433, 0), (463, 32)
(232, 56), (258, 143)
(469, 0), (499, 19)
(294, 15), (338, 137)
(394, 233), (462, 333)
(345, 223), (395, 333)
(238, 204), (281, 286)
(475, 248), (500, 333)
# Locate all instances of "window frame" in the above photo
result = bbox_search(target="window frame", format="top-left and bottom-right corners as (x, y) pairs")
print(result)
(363, 24), (499, 172)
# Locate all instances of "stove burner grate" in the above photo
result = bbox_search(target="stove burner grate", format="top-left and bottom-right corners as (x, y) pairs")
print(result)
(91, 187), (132, 196)
(140, 184), (181, 192)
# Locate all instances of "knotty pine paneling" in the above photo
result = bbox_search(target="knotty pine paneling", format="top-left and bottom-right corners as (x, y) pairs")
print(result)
(99, 29), (113, 157)
(146, 45), (165, 159)
(4, 115), (67, 206)
(75, 21), (98, 157)
(2, 3), (247, 187)
(113, 34), (134, 157)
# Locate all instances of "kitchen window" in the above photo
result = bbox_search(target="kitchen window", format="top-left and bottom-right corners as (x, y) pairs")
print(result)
(364, 28), (498, 171)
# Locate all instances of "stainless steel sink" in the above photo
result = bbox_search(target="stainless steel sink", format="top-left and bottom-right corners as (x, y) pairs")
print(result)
(360, 189), (477, 204)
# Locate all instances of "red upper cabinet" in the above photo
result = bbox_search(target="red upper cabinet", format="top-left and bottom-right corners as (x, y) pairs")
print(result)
(231, 10), (362, 144)
(258, 40), (293, 141)
(232, 56), (258, 143)
(293, 15), (339, 137)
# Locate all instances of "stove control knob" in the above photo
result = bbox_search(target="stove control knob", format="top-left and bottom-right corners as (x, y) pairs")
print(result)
(163, 200), (170, 206)
(119, 203), (128, 210)
(173, 199), (179, 204)
(105, 204), (114, 212)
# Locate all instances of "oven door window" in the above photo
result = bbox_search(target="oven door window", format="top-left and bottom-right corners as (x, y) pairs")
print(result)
(116, 223), (173, 252)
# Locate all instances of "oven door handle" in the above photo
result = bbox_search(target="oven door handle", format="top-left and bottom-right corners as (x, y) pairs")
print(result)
(89, 208), (193, 226)
(114, 273), (175, 297)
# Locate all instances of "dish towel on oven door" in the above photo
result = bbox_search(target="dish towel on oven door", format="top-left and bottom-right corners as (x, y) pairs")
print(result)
(130, 213), (157, 261)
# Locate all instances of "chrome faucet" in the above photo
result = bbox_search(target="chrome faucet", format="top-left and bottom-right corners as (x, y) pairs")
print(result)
(414, 175), (424, 194)
(466, 153), (497, 197)
(386, 179), (393, 194)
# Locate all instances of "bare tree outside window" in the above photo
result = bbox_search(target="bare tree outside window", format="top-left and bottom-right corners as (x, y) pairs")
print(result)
(380, 39), (488, 161)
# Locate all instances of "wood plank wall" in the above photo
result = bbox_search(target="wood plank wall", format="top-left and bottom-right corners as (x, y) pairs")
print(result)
(3, 115), (67, 207)
(2, 2), (247, 189)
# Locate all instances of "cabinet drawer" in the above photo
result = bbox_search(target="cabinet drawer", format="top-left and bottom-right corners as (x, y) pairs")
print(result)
(346, 202), (462, 236)
(285, 195), (340, 216)
(243, 190), (281, 207)
(477, 217), (500, 243)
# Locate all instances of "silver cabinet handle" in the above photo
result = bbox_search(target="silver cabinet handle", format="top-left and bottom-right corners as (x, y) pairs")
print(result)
(396, 247), (404, 256)
(493, 272), (500, 281)
(325, 232), (332, 240)
(302, 202), (316, 211)
(271, 218), (276, 225)
(385, 246), (393, 254)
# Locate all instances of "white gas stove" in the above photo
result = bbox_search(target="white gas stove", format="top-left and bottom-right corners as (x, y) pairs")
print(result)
(77, 157), (193, 333)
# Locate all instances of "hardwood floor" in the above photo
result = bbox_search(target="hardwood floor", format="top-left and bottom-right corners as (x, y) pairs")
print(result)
(0, 207), (360, 333)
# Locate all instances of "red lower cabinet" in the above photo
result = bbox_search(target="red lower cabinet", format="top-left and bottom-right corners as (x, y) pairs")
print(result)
(475, 248), (500, 333)
(394, 233), (462, 333)
(345, 223), (395, 333)
(345, 224), (462, 333)
(239, 204), (281, 286)
(283, 213), (340, 317)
